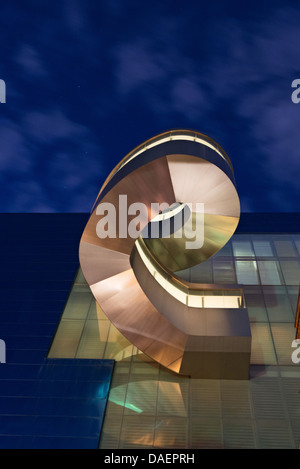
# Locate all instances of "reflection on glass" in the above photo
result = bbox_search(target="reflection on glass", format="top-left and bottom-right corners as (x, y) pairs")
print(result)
(287, 286), (299, 316)
(189, 260), (213, 283)
(48, 319), (85, 358)
(243, 286), (268, 322)
(62, 285), (93, 319)
(257, 260), (282, 285)
(74, 268), (88, 284)
(213, 259), (236, 284)
(279, 260), (300, 285)
(263, 286), (294, 322)
(250, 323), (277, 365)
(213, 240), (232, 257)
(235, 260), (259, 285)
(136, 239), (243, 308)
(253, 240), (274, 257)
(232, 240), (255, 257)
(274, 239), (298, 257)
(271, 323), (297, 365)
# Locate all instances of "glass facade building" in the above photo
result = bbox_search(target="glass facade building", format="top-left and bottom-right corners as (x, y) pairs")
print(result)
(0, 213), (299, 448)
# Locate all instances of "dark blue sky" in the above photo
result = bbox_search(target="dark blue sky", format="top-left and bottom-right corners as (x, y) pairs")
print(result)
(1, 0), (300, 212)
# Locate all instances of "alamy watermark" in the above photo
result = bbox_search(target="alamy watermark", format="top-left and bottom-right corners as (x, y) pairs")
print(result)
(291, 79), (300, 103)
(291, 339), (300, 364)
(0, 339), (6, 363)
(95, 196), (205, 249)
(0, 79), (6, 103)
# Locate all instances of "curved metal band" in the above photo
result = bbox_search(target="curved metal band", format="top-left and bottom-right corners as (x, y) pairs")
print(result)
(96, 139), (236, 206)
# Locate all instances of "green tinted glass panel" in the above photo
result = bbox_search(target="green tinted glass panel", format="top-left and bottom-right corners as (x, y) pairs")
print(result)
(213, 259), (236, 284)
(274, 240), (297, 257)
(280, 260), (300, 285)
(236, 260), (259, 284)
(257, 261), (282, 285)
(233, 241), (255, 257)
(263, 286), (294, 322)
(253, 240), (274, 257)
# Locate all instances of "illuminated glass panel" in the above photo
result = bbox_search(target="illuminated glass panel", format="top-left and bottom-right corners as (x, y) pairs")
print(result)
(250, 323), (277, 364)
(62, 284), (93, 319)
(76, 319), (110, 358)
(213, 259), (236, 284)
(74, 268), (87, 284)
(271, 323), (297, 365)
(235, 260), (259, 284)
(48, 319), (85, 358)
(232, 240), (255, 257)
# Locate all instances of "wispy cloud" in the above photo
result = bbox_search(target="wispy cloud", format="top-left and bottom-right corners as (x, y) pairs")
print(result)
(15, 44), (46, 77)
(113, 40), (167, 94)
(23, 110), (88, 143)
(1, 2), (300, 212)
(0, 118), (32, 172)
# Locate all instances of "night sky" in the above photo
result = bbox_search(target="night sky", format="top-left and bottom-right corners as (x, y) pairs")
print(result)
(1, 0), (300, 213)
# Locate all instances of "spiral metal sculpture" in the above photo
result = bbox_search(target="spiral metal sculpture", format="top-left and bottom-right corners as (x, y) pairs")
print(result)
(79, 130), (251, 379)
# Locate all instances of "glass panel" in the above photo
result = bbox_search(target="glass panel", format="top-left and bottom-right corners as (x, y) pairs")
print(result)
(271, 323), (297, 365)
(287, 286), (300, 317)
(274, 240), (298, 257)
(257, 261), (282, 285)
(235, 260), (259, 285)
(214, 240), (232, 257)
(157, 381), (188, 417)
(243, 286), (268, 322)
(123, 381), (159, 416)
(48, 319), (85, 358)
(279, 260), (300, 285)
(263, 286), (294, 322)
(253, 240), (274, 257)
(190, 259), (213, 283)
(62, 284), (93, 319)
(294, 239), (300, 256)
(232, 240), (255, 257)
(213, 259), (236, 284)
(76, 319), (110, 358)
(250, 323), (277, 365)
(154, 417), (188, 448)
(87, 300), (107, 320)
(104, 324), (134, 361)
(175, 268), (190, 282)
(74, 268), (87, 284)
